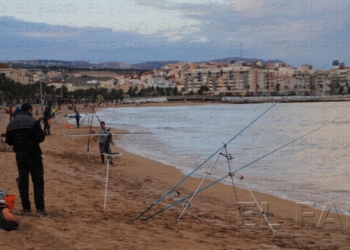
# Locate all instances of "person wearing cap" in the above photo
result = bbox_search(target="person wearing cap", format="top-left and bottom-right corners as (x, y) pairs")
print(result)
(5, 103), (49, 217)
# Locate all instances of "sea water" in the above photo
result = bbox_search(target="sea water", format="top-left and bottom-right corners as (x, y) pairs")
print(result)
(91, 102), (350, 214)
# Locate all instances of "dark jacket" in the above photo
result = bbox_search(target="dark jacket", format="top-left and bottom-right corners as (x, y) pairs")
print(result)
(43, 107), (52, 122)
(6, 111), (45, 154)
(13, 107), (21, 118)
(75, 112), (80, 120)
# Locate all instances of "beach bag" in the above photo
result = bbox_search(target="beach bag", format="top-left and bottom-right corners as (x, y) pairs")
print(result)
(0, 208), (19, 231)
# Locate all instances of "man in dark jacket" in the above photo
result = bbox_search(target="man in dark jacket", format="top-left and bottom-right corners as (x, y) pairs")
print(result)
(6, 103), (48, 216)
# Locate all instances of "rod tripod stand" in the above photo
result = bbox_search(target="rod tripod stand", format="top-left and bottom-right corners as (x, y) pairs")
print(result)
(176, 143), (275, 233)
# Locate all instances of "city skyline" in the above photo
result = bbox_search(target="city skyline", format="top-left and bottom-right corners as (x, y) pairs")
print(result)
(0, 0), (349, 68)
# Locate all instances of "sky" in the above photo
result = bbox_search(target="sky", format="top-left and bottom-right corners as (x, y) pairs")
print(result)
(0, 0), (350, 68)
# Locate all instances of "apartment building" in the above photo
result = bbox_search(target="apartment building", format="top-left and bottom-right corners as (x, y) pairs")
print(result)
(329, 68), (350, 95)
(310, 70), (331, 96)
(183, 64), (255, 95)
(184, 63), (297, 96)
(182, 61), (350, 96)
(0, 63), (27, 84)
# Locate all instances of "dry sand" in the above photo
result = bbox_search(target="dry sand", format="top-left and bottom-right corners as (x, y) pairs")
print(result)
(0, 103), (350, 250)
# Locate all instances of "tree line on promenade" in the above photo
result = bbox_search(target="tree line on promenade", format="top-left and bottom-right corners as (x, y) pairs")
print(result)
(126, 86), (179, 97)
(0, 73), (60, 104)
(0, 73), (182, 105)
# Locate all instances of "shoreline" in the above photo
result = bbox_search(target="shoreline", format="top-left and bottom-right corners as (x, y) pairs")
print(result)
(60, 105), (350, 218)
(1, 106), (350, 249)
(92, 103), (350, 216)
(141, 95), (350, 104)
(88, 104), (350, 221)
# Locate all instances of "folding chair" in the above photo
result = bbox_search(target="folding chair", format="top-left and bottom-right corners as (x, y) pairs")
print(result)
(0, 134), (13, 151)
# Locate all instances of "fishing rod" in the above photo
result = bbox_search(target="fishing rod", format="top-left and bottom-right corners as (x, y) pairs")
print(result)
(86, 102), (101, 123)
(64, 132), (152, 137)
(87, 58), (103, 160)
(48, 87), (88, 125)
(139, 115), (345, 221)
(136, 94), (288, 220)
(77, 103), (100, 126)
(77, 94), (104, 126)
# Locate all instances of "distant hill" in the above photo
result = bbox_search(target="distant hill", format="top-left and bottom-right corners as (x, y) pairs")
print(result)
(7, 60), (137, 69)
(132, 61), (181, 70)
(7, 58), (286, 70)
(99, 62), (137, 69)
(197, 57), (285, 65)
(9, 60), (93, 67)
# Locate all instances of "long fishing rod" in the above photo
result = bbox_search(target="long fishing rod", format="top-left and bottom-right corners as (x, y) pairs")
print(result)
(87, 58), (103, 160)
(64, 132), (152, 137)
(139, 115), (345, 221)
(136, 95), (287, 220)
(50, 86), (88, 125)
(78, 103), (100, 126)
(87, 102), (101, 122)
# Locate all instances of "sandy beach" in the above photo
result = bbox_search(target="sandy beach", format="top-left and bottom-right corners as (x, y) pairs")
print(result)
(1, 103), (350, 250)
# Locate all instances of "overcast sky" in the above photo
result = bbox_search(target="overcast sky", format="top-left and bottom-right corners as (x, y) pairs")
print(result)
(0, 0), (349, 68)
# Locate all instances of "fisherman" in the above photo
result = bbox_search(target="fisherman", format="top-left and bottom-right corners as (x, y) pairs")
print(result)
(43, 105), (52, 135)
(8, 106), (13, 121)
(51, 107), (56, 118)
(13, 106), (21, 118)
(5, 103), (48, 216)
(98, 121), (114, 164)
(75, 111), (81, 128)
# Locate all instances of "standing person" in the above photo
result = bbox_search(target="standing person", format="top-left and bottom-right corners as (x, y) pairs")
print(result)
(43, 106), (52, 135)
(13, 106), (21, 118)
(98, 121), (114, 164)
(8, 106), (13, 121)
(5, 103), (48, 216)
(35, 107), (39, 115)
(51, 107), (56, 118)
(75, 111), (81, 128)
